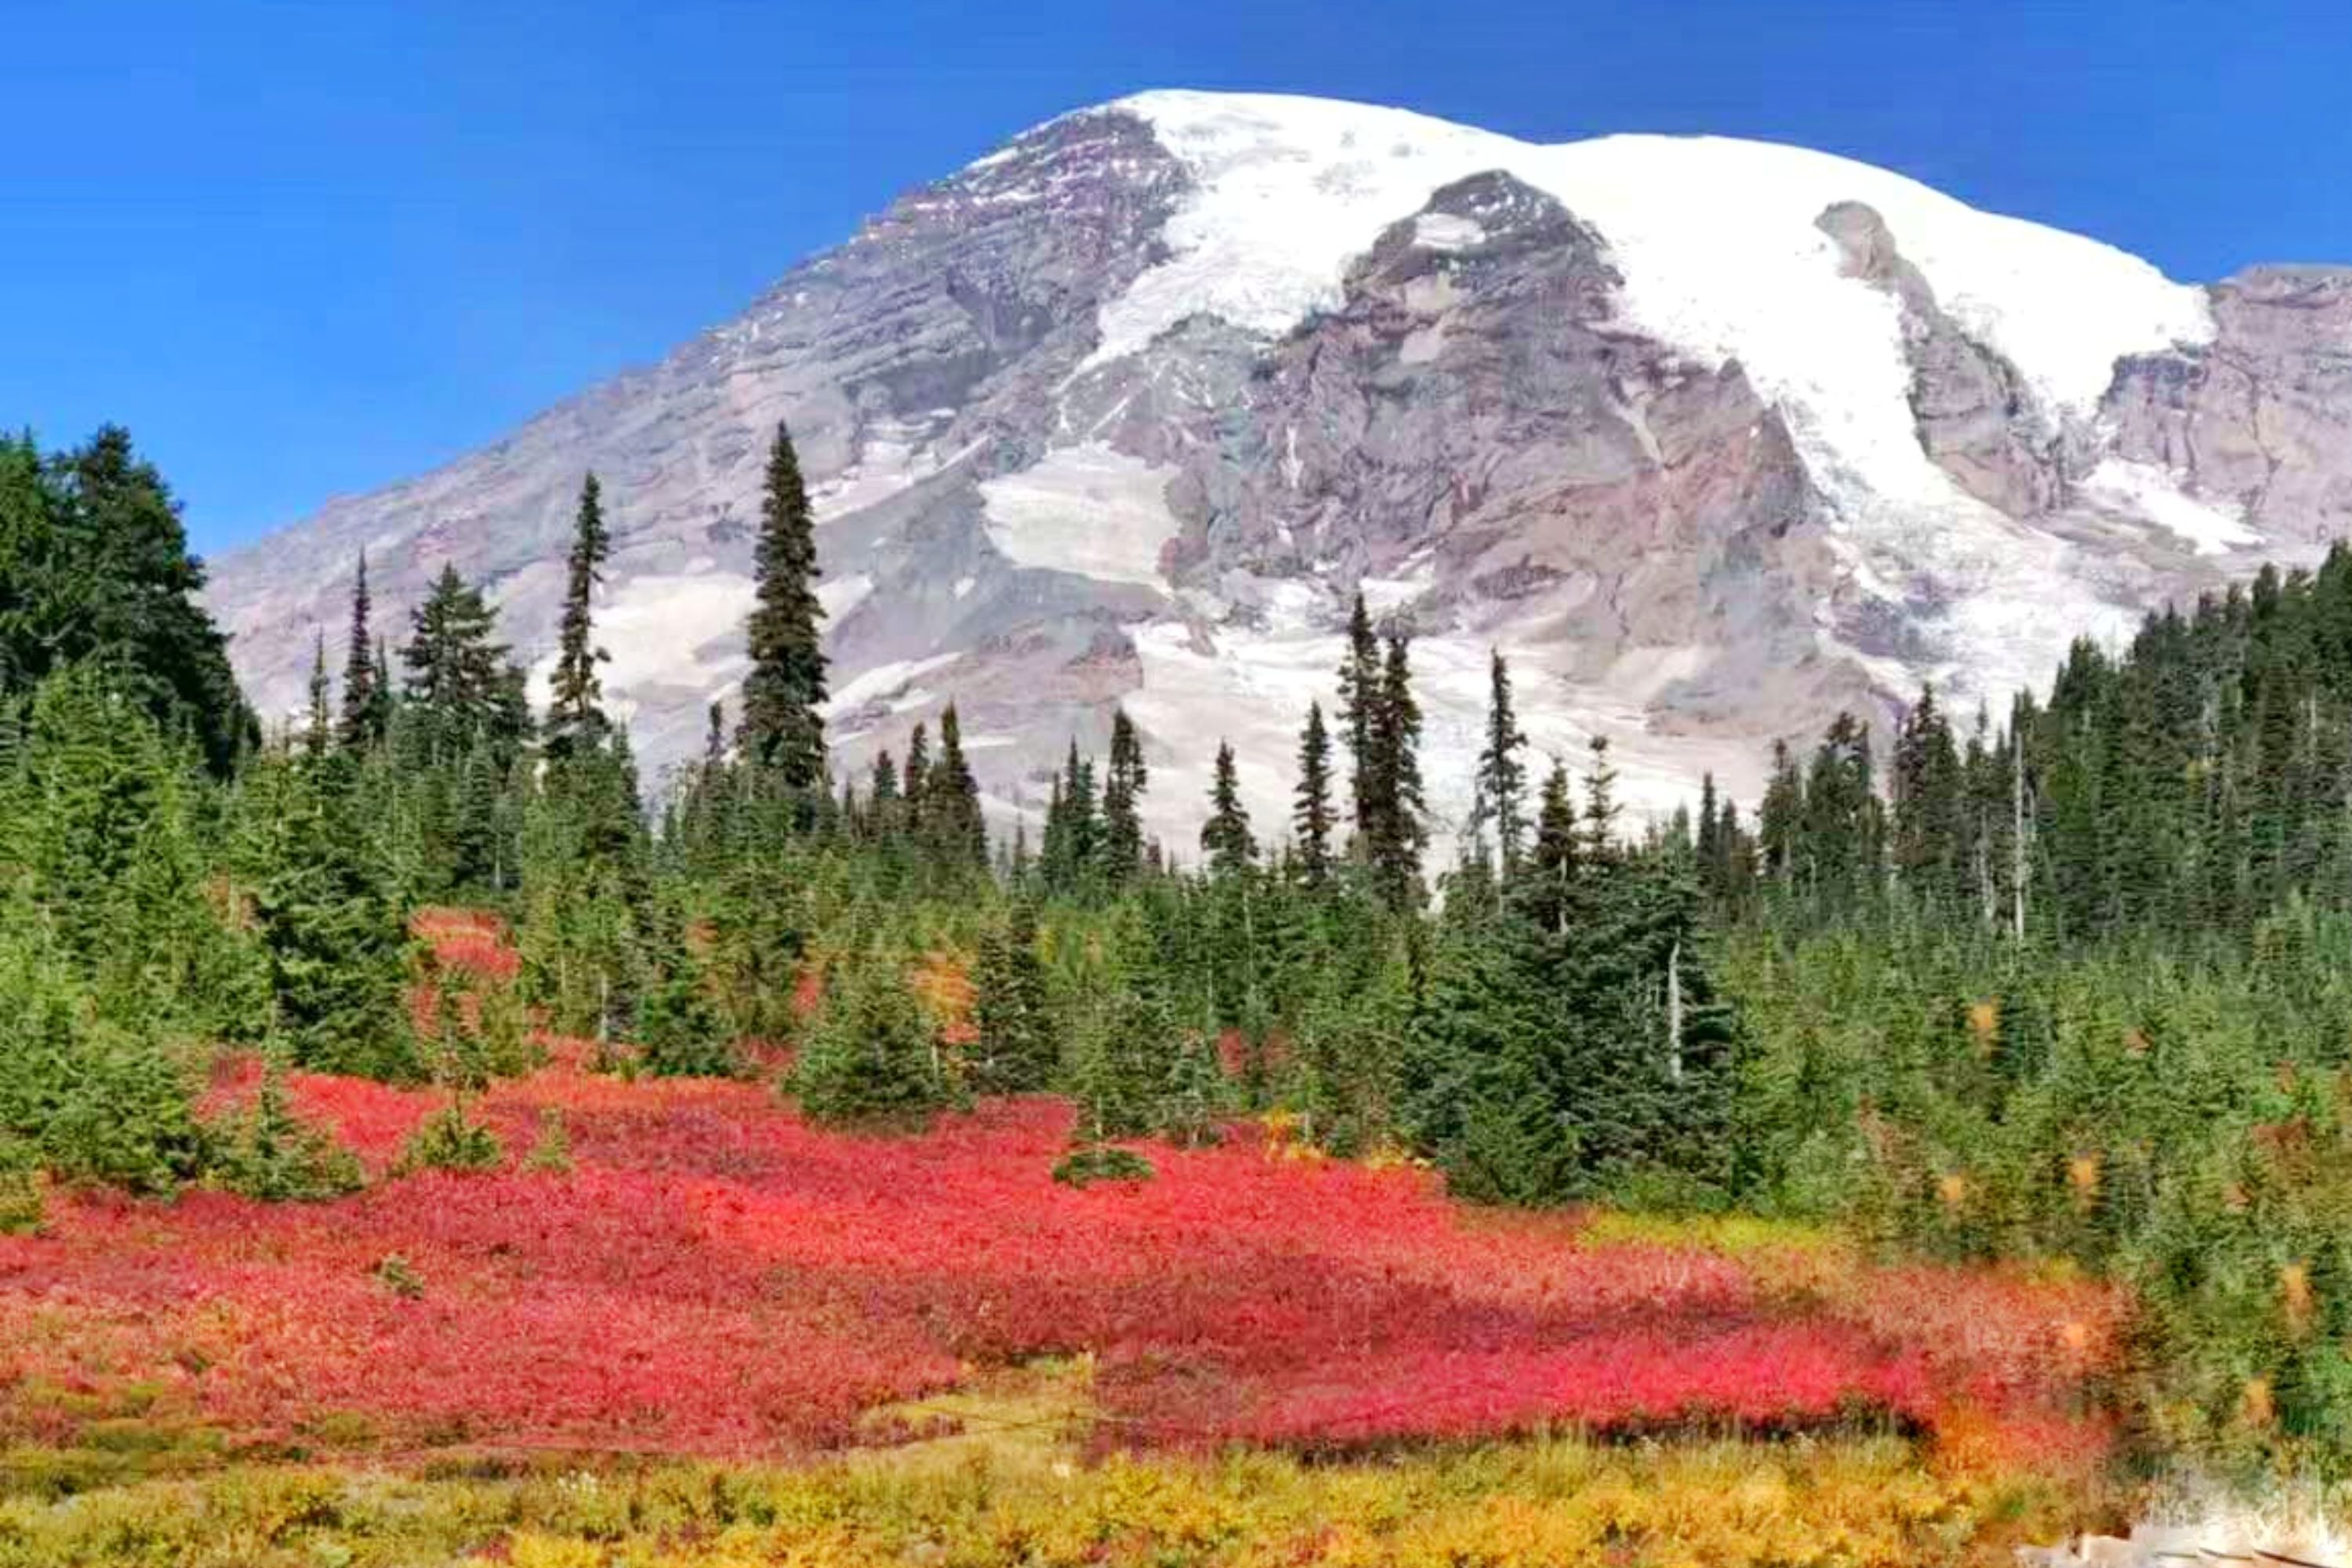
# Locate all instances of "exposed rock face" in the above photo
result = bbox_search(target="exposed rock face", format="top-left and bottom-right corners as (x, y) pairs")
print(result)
(2104, 266), (2352, 545)
(1818, 200), (2070, 517)
(205, 92), (2352, 851)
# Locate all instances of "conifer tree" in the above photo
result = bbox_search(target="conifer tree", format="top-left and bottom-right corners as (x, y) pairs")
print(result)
(304, 632), (332, 757)
(401, 564), (529, 767)
(1201, 740), (1256, 876)
(252, 745), (413, 1079)
(1334, 592), (1383, 842)
(736, 423), (827, 790)
(338, 552), (387, 750)
(1102, 707), (1149, 882)
(1472, 649), (1530, 875)
(793, 947), (949, 1126)
(1525, 759), (1581, 935)
(544, 472), (612, 763)
(1891, 681), (1964, 909)
(41, 426), (256, 774)
(1581, 735), (1620, 868)
(970, 898), (1053, 1093)
(1293, 700), (1336, 890)
(926, 704), (987, 867)
(1361, 633), (1427, 909)
(901, 723), (931, 834)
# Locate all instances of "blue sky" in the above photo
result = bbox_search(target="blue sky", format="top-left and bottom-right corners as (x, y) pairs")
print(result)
(4, 0), (2346, 556)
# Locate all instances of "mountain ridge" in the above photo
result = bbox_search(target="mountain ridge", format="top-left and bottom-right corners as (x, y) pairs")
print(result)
(206, 90), (2352, 855)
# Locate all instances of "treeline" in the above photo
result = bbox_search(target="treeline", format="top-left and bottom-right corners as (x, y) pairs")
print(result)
(1717, 553), (2352, 1474)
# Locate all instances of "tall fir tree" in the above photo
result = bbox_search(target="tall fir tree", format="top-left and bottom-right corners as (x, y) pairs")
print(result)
(399, 564), (529, 766)
(1472, 649), (1530, 876)
(1102, 706), (1149, 881)
(338, 551), (387, 751)
(736, 423), (828, 790)
(1293, 700), (1336, 891)
(1334, 591), (1381, 840)
(1201, 739), (1257, 877)
(544, 472), (612, 763)
(926, 704), (987, 868)
(1362, 632), (1427, 909)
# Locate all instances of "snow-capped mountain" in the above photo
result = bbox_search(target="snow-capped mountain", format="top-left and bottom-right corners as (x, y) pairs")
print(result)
(205, 90), (2352, 849)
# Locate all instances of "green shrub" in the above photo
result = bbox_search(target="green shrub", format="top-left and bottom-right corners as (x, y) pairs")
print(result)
(1051, 1145), (1156, 1188)
(521, 1106), (572, 1174)
(372, 1253), (426, 1299)
(0, 1138), (45, 1235)
(395, 1103), (503, 1174)
(202, 1069), (365, 1201)
(792, 952), (953, 1127)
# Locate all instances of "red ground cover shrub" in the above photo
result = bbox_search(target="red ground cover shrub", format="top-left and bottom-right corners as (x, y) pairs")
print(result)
(0, 1067), (2119, 1464)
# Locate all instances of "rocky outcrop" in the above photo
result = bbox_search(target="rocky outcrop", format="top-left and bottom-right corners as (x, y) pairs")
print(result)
(1817, 201), (2071, 517)
(2104, 265), (2352, 544)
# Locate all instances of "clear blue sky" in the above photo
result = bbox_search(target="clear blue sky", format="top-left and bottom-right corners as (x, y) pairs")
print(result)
(5, 0), (2345, 556)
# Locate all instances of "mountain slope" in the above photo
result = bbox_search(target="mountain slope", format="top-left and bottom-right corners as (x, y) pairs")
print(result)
(206, 90), (2352, 852)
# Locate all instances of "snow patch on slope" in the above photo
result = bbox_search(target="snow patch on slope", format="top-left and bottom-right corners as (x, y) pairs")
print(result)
(979, 444), (1181, 588)
(589, 573), (757, 714)
(1094, 93), (2212, 702)
(2081, 459), (2257, 555)
(1104, 91), (2210, 433)
(1124, 610), (1762, 868)
(822, 652), (963, 720)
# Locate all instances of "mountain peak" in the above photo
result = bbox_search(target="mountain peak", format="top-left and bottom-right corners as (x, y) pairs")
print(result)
(209, 91), (2352, 857)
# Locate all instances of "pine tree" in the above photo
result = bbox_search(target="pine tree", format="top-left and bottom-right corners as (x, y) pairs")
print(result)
(1524, 758), (1581, 935)
(901, 723), (931, 834)
(252, 747), (414, 1079)
(1201, 740), (1256, 876)
(926, 704), (987, 867)
(1102, 707), (1149, 882)
(1891, 681), (1965, 909)
(545, 472), (612, 763)
(1361, 633), (1427, 909)
(1472, 649), (1530, 876)
(1293, 700), (1336, 890)
(1335, 592), (1381, 839)
(303, 632), (332, 757)
(637, 894), (729, 1076)
(970, 898), (1053, 1093)
(737, 423), (827, 790)
(1581, 735), (1619, 869)
(400, 564), (529, 767)
(338, 552), (387, 751)
(793, 948), (948, 1126)
(38, 426), (257, 774)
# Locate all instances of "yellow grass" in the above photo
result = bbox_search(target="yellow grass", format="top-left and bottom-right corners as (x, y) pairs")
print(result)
(0, 1366), (2108, 1567)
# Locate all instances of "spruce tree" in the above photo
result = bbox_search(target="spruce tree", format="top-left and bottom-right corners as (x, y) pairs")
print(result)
(338, 551), (387, 751)
(42, 426), (257, 774)
(401, 564), (529, 767)
(1201, 739), (1256, 876)
(1102, 706), (1149, 882)
(1472, 649), (1529, 877)
(736, 423), (827, 789)
(1362, 633), (1427, 909)
(970, 898), (1053, 1093)
(926, 704), (987, 868)
(303, 632), (332, 757)
(1293, 700), (1336, 890)
(545, 472), (612, 763)
(1335, 592), (1381, 840)
(793, 947), (948, 1126)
